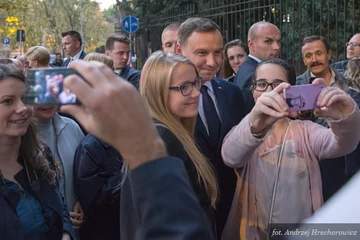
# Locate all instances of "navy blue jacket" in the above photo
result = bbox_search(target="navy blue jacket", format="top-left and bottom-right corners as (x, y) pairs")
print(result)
(234, 56), (258, 114)
(0, 163), (75, 240)
(330, 59), (349, 71)
(123, 156), (214, 240)
(74, 134), (123, 240)
(119, 65), (140, 89)
(195, 78), (245, 238)
(62, 51), (87, 67)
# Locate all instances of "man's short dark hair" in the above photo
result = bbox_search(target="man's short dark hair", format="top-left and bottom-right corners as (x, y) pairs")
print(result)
(105, 34), (131, 50)
(55, 53), (61, 56)
(62, 30), (83, 47)
(178, 18), (222, 46)
(301, 35), (331, 52)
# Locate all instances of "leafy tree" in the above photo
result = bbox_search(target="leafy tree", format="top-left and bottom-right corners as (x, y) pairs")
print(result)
(0, 0), (114, 57)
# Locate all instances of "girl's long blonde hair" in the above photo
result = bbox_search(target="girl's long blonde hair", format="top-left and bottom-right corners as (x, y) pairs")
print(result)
(139, 51), (218, 206)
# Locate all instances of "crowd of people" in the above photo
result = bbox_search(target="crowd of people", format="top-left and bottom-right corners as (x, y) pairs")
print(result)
(0, 17), (360, 240)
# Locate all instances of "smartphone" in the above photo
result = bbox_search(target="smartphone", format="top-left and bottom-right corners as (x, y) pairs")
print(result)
(25, 68), (80, 105)
(284, 84), (325, 112)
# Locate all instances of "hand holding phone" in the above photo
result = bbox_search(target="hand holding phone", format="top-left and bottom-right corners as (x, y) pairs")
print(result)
(284, 84), (325, 112)
(25, 68), (80, 105)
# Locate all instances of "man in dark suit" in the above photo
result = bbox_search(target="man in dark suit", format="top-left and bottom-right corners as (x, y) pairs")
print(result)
(234, 21), (281, 114)
(61, 60), (214, 240)
(177, 17), (245, 238)
(105, 34), (140, 88)
(61, 30), (87, 67)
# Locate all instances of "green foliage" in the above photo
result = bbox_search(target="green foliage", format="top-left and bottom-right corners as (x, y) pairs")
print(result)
(0, 0), (114, 56)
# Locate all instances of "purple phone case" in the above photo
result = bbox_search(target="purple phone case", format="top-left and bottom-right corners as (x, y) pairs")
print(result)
(284, 84), (324, 112)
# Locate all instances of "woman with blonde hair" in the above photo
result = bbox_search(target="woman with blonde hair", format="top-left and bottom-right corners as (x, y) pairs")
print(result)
(25, 46), (50, 68)
(83, 52), (114, 69)
(120, 51), (219, 239)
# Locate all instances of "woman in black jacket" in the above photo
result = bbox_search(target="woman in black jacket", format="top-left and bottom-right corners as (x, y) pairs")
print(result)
(0, 64), (74, 239)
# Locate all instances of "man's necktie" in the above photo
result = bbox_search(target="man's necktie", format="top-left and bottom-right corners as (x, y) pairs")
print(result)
(200, 85), (221, 147)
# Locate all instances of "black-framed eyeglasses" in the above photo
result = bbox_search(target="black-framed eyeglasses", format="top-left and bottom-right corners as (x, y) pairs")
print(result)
(252, 80), (284, 92)
(346, 42), (360, 48)
(169, 77), (202, 96)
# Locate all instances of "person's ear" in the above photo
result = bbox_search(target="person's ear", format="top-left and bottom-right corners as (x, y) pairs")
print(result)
(176, 43), (182, 55)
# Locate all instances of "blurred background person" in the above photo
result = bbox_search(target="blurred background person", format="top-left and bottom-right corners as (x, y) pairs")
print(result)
(26, 45), (85, 231)
(17, 55), (30, 74)
(343, 56), (360, 178)
(25, 46), (51, 68)
(83, 52), (114, 70)
(331, 33), (360, 71)
(73, 51), (119, 240)
(105, 34), (140, 88)
(0, 58), (25, 73)
(62, 30), (87, 67)
(161, 22), (181, 53)
(52, 53), (64, 67)
(219, 39), (249, 82)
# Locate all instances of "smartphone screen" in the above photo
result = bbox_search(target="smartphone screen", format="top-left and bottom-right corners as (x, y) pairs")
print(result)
(284, 84), (324, 112)
(25, 68), (79, 105)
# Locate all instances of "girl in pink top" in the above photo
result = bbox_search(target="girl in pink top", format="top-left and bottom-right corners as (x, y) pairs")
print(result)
(221, 59), (360, 240)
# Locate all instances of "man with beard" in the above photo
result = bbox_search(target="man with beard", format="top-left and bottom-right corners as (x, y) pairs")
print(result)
(296, 35), (349, 202)
(234, 21), (281, 114)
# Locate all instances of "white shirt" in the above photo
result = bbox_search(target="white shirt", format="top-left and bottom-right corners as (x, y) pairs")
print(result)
(66, 50), (83, 67)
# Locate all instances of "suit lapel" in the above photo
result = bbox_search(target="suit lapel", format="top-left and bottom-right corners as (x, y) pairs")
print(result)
(196, 114), (209, 143)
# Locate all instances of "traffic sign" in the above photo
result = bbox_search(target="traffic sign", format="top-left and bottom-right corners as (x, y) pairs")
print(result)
(122, 16), (139, 33)
(16, 30), (25, 42)
(2, 38), (10, 45)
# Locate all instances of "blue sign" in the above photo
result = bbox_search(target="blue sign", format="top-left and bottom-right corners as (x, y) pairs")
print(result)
(122, 16), (139, 33)
(2, 38), (10, 45)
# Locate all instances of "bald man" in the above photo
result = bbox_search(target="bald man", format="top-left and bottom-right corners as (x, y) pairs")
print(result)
(234, 21), (281, 113)
(331, 33), (360, 71)
(161, 22), (181, 53)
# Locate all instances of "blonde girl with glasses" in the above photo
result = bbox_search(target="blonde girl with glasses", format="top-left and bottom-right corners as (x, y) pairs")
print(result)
(120, 51), (219, 239)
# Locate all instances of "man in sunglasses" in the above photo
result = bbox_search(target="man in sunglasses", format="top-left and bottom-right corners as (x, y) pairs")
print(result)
(176, 17), (245, 239)
(331, 33), (360, 71)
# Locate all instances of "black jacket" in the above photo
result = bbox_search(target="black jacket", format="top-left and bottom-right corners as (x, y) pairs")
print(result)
(74, 134), (123, 240)
(118, 65), (140, 89)
(121, 120), (216, 239)
(234, 56), (259, 114)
